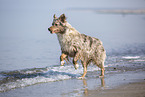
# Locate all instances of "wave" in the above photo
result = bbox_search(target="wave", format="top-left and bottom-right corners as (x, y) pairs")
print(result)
(122, 56), (140, 59)
(122, 56), (145, 62)
(0, 65), (100, 92)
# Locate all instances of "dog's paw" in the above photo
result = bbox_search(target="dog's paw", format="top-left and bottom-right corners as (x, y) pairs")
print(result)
(74, 64), (79, 70)
(77, 77), (86, 80)
(99, 75), (104, 78)
(60, 61), (65, 66)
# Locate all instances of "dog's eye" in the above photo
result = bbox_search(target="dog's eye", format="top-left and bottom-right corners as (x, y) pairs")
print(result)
(55, 24), (58, 26)
(60, 22), (63, 26)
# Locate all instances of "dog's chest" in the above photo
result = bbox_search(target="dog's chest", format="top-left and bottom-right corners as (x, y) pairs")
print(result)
(57, 33), (71, 45)
(57, 33), (74, 51)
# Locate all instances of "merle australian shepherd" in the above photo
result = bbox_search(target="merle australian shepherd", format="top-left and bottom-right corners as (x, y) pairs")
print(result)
(48, 14), (106, 79)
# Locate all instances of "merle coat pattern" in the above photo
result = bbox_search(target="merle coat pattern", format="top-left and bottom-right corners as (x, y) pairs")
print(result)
(48, 14), (106, 78)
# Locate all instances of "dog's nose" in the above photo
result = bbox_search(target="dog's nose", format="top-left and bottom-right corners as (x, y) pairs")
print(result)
(48, 28), (50, 31)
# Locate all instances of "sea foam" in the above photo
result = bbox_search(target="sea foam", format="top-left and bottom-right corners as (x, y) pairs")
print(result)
(0, 65), (100, 92)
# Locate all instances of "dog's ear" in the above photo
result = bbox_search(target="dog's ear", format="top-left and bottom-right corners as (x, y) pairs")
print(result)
(59, 14), (66, 22)
(53, 14), (57, 19)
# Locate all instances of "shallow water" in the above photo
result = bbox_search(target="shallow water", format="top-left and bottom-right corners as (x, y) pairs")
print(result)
(0, 54), (145, 93)
(0, 0), (145, 96)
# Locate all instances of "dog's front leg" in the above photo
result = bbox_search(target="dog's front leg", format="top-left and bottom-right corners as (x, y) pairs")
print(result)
(82, 65), (87, 78)
(60, 53), (68, 66)
(73, 52), (79, 69)
(100, 68), (105, 78)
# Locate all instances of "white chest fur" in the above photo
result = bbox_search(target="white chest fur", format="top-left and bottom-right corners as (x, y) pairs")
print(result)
(56, 27), (80, 56)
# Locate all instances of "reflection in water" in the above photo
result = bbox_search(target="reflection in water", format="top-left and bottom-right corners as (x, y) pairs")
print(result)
(82, 77), (105, 96)
(100, 77), (105, 87)
(61, 78), (105, 97)
(82, 79), (88, 96)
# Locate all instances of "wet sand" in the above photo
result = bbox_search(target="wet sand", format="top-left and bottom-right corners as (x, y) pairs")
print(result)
(81, 63), (145, 97)
(83, 81), (145, 97)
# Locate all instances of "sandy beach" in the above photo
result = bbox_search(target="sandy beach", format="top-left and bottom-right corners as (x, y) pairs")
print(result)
(83, 81), (145, 97)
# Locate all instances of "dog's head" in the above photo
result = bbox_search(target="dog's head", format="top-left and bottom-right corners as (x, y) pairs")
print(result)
(48, 14), (67, 34)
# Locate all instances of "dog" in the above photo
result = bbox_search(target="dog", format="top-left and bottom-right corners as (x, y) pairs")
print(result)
(48, 14), (106, 79)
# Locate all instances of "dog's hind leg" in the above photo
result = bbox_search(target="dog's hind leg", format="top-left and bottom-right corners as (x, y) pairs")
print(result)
(98, 63), (105, 78)
(60, 53), (68, 66)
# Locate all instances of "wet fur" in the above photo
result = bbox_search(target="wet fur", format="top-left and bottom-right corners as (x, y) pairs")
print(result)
(48, 14), (106, 78)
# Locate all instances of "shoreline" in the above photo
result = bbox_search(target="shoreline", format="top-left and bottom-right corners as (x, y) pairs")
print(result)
(67, 8), (145, 14)
(0, 56), (145, 97)
(0, 67), (145, 97)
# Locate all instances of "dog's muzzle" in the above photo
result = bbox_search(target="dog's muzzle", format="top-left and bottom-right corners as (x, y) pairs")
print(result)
(48, 28), (53, 34)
